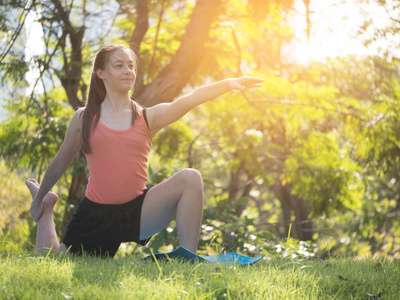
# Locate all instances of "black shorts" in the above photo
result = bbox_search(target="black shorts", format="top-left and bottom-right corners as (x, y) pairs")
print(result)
(62, 189), (151, 258)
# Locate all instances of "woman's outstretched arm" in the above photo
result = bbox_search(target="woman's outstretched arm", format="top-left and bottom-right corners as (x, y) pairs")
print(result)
(146, 76), (264, 136)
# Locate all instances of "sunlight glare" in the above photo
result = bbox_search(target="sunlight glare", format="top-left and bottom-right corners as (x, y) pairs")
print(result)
(291, 0), (394, 65)
(25, 8), (44, 95)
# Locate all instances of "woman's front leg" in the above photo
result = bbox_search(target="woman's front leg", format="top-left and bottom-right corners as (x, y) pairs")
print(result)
(25, 179), (60, 252)
(139, 168), (204, 253)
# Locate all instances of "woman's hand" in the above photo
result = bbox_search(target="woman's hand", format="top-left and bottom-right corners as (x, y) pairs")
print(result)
(228, 76), (265, 91)
(30, 197), (43, 222)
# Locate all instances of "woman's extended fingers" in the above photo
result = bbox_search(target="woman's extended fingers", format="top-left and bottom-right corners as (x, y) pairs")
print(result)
(228, 76), (265, 91)
(238, 76), (265, 88)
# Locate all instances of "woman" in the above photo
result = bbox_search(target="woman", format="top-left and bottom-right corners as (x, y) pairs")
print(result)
(27, 43), (264, 257)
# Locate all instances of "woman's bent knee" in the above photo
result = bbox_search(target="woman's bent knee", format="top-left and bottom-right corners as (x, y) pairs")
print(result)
(179, 168), (203, 188)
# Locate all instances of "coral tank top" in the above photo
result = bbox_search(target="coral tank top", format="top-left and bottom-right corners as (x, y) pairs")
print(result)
(85, 104), (152, 204)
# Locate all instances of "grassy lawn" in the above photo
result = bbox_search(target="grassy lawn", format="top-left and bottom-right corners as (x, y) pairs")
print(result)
(0, 250), (398, 299)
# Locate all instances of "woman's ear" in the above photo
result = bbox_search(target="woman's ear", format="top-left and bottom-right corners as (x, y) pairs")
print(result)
(96, 69), (105, 80)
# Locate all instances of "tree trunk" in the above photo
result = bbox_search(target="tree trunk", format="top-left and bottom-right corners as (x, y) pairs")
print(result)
(234, 179), (253, 217)
(273, 180), (292, 238)
(273, 179), (313, 240)
(227, 165), (242, 205)
(60, 163), (88, 237)
(292, 194), (313, 241)
(135, 0), (225, 106)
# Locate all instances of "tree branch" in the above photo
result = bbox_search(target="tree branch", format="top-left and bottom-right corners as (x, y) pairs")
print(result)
(303, 0), (311, 40)
(378, 0), (400, 24)
(52, 0), (73, 31)
(231, 29), (243, 77)
(0, 0), (37, 65)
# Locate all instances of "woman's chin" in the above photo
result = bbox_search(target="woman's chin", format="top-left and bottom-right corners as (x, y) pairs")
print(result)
(119, 83), (134, 92)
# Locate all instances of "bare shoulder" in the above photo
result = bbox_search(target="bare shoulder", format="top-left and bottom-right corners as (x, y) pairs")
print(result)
(74, 107), (85, 117)
(70, 107), (85, 131)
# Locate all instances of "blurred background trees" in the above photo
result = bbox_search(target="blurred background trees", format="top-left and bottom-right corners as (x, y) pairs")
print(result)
(1, 0), (399, 258)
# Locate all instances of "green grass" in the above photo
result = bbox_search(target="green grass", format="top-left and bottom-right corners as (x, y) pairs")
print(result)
(0, 250), (399, 299)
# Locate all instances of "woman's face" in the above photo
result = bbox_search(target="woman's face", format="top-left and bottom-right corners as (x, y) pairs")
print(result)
(97, 48), (137, 93)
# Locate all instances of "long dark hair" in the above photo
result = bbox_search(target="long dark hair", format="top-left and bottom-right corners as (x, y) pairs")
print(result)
(81, 44), (139, 154)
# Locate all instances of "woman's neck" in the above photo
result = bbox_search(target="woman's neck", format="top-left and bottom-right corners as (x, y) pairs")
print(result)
(102, 92), (132, 112)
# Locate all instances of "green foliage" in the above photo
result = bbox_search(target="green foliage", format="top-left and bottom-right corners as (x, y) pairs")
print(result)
(152, 122), (194, 163)
(317, 57), (400, 258)
(0, 91), (71, 174)
(285, 132), (364, 216)
(0, 161), (32, 251)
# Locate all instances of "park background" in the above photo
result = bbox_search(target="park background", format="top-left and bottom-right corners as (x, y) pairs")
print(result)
(0, 0), (399, 259)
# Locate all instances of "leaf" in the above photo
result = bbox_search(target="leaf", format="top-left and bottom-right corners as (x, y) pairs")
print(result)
(61, 292), (73, 299)
(366, 293), (380, 300)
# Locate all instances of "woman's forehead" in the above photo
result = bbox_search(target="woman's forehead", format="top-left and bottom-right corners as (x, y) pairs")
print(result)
(109, 49), (134, 63)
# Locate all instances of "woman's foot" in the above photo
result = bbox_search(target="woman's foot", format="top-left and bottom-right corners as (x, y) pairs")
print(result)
(26, 179), (58, 220)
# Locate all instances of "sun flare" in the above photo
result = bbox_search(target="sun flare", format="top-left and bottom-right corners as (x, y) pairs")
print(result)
(291, 0), (392, 65)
